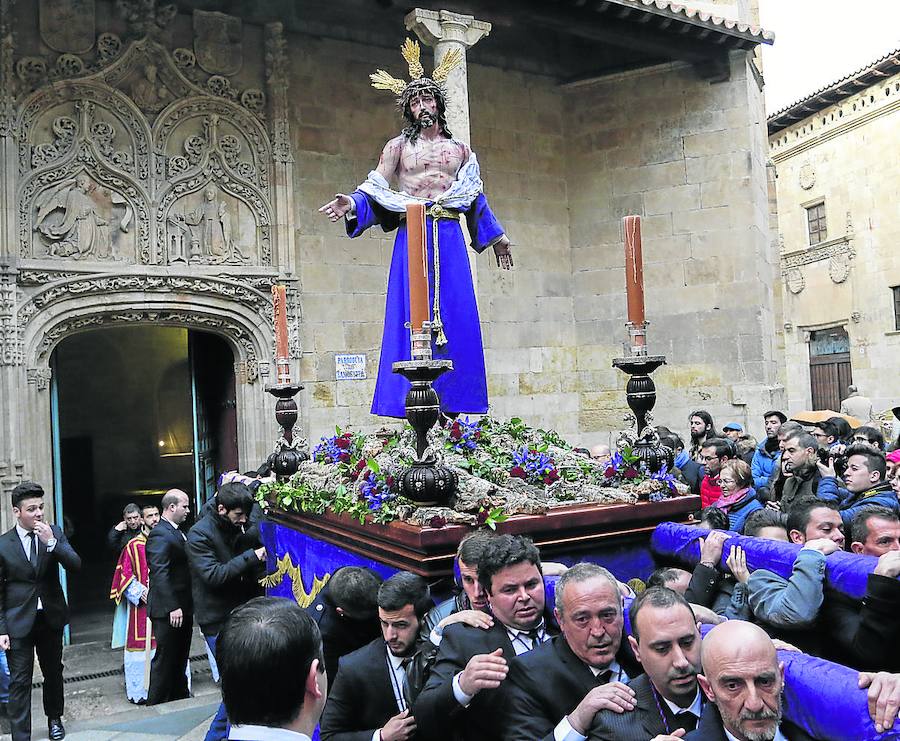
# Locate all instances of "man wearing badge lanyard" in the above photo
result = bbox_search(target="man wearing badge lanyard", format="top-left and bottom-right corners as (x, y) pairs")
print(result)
(587, 587), (704, 741)
(320, 572), (432, 741)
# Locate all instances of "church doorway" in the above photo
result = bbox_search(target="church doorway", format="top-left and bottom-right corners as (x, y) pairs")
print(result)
(50, 326), (238, 643)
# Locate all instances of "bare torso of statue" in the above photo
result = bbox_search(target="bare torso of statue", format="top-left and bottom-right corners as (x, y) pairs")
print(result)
(377, 134), (470, 201)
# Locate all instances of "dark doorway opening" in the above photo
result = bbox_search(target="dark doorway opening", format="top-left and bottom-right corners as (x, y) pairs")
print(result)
(51, 326), (237, 643)
(809, 327), (852, 412)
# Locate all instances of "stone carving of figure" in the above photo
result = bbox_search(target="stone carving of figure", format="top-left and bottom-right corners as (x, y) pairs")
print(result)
(34, 174), (118, 259)
(168, 186), (248, 264)
(131, 64), (170, 113)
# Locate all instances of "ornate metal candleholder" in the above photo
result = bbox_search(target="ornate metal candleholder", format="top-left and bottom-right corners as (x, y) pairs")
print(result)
(612, 354), (673, 473)
(265, 380), (309, 480)
(392, 323), (458, 506)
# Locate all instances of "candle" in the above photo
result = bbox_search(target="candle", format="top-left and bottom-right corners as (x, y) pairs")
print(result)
(406, 203), (429, 333)
(272, 284), (289, 365)
(623, 215), (646, 328)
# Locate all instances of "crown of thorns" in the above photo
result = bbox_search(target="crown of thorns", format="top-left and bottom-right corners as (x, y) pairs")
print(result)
(370, 38), (462, 100)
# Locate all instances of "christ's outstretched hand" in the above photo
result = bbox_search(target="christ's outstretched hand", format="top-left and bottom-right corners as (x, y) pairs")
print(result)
(319, 193), (354, 222)
(493, 236), (513, 269)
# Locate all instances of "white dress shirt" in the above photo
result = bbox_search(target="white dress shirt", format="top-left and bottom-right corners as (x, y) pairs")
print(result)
(661, 689), (703, 720)
(228, 726), (311, 740)
(452, 623), (549, 707)
(15, 523), (56, 611)
(553, 660), (630, 741)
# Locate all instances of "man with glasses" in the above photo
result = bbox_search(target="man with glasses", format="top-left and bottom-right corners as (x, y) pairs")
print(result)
(852, 426), (885, 451)
(698, 439), (732, 508)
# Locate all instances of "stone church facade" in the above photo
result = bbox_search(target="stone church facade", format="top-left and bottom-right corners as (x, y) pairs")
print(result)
(0, 0), (782, 526)
(769, 48), (900, 419)
(0, 1), (297, 523)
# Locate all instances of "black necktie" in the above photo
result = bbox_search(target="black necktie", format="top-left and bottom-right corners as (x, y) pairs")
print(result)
(525, 627), (545, 648)
(27, 532), (37, 568)
(674, 711), (697, 733)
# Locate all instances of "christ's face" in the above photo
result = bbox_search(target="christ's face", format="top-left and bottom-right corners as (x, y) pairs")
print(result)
(409, 91), (437, 128)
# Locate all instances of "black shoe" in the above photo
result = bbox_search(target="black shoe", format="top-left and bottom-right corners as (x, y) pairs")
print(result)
(48, 717), (65, 740)
(0, 702), (7, 717)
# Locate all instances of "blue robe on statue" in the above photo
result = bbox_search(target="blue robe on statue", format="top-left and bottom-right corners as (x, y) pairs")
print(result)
(346, 152), (504, 419)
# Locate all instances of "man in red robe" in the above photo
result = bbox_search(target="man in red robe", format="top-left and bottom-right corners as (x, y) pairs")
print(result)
(109, 503), (159, 703)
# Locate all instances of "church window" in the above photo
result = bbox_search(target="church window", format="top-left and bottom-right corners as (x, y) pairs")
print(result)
(806, 201), (827, 245)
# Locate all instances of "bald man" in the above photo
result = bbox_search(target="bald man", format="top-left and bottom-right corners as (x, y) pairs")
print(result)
(147, 489), (193, 705)
(590, 444), (612, 467)
(676, 621), (814, 741)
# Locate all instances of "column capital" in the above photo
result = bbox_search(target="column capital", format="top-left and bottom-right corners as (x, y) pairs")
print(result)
(404, 8), (491, 49)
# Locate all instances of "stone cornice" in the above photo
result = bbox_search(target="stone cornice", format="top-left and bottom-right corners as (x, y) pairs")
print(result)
(770, 93), (900, 163)
(781, 234), (854, 270)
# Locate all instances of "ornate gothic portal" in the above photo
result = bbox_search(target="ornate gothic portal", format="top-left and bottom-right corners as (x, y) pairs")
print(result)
(0, 0), (300, 520)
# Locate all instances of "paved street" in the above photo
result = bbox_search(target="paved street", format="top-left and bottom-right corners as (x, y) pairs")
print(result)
(0, 630), (219, 740)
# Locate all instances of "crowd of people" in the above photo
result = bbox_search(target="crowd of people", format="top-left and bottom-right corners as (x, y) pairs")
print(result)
(213, 530), (900, 741)
(2, 391), (899, 740)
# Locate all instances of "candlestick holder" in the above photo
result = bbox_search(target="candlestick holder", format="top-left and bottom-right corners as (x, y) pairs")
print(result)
(626, 321), (648, 357)
(265, 381), (309, 480)
(392, 322), (458, 506)
(612, 355), (673, 473)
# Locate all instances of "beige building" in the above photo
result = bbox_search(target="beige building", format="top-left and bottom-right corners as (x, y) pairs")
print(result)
(0, 0), (781, 601)
(769, 49), (900, 417)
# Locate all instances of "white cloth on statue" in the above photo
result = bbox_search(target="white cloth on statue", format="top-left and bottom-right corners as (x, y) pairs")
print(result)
(356, 152), (484, 212)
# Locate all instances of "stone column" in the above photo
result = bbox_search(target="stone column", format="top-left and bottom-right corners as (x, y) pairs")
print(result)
(404, 9), (492, 291)
(405, 9), (491, 146)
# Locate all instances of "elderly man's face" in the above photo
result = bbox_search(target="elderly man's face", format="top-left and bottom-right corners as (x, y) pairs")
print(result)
(781, 438), (813, 473)
(699, 644), (784, 741)
(555, 576), (622, 670)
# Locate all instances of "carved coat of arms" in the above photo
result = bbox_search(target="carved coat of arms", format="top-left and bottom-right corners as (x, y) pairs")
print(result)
(39, 0), (95, 54)
(193, 11), (242, 76)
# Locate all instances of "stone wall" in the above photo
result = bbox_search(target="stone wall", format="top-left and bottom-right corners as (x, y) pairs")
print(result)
(770, 67), (900, 417)
(290, 36), (782, 447)
(565, 52), (782, 443)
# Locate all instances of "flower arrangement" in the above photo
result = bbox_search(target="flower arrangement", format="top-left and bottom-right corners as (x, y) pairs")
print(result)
(260, 416), (684, 528)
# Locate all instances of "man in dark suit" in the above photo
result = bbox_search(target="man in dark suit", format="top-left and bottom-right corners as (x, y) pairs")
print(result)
(681, 621), (814, 741)
(504, 563), (642, 741)
(146, 488), (193, 705)
(0, 481), (81, 741)
(321, 571), (433, 741)
(306, 565), (384, 681)
(414, 534), (556, 740)
(588, 587), (703, 741)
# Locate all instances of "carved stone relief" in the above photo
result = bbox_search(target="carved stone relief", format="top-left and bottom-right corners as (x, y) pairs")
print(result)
(0, 266), (20, 366)
(785, 268), (805, 295)
(829, 253), (851, 284)
(26, 366), (52, 390)
(32, 172), (132, 261)
(17, 274), (271, 327)
(40, 0), (95, 55)
(798, 161), (815, 190)
(35, 310), (262, 383)
(3, 0), (293, 384)
(193, 11), (242, 77)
